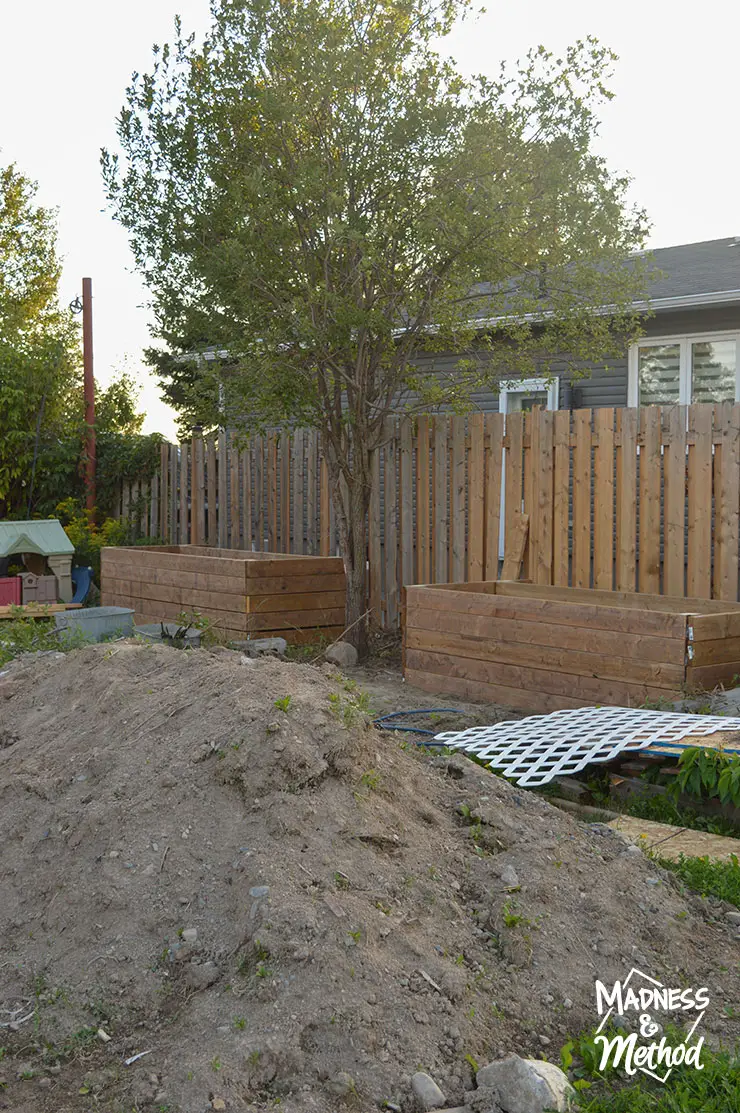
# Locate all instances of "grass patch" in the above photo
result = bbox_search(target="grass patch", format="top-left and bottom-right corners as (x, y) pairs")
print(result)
(0, 615), (65, 668)
(652, 852), (740, 908)
(564, 1029), (740, 1112)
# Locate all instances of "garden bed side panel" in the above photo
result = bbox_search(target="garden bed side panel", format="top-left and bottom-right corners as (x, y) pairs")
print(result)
(102, 546), (249, 639)
(686, 609), (740, 690)
(404, 583), (690, 714)
(245, 556), (346, 641)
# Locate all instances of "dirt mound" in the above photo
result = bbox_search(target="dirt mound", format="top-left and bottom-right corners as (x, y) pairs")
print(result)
(0, 643), (737, 1113)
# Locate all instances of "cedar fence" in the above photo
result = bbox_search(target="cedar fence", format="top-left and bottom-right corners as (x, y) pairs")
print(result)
(116, 403), (740, 630)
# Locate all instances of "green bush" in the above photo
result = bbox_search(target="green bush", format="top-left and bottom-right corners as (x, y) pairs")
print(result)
(654, 852), (740, 908)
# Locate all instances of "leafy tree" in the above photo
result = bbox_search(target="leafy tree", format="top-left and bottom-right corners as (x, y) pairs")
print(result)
(103, 0), (650, 652)
(0, 162), (80, 517)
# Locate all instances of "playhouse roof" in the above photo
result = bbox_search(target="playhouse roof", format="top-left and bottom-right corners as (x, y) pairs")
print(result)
(0, 519), (74, 559)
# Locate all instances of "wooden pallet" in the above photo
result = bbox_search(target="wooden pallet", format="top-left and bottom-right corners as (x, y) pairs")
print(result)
(0, 603), (82, 619)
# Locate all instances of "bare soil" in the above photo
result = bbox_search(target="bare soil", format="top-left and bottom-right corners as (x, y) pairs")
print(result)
(0, 643), (737, 1113)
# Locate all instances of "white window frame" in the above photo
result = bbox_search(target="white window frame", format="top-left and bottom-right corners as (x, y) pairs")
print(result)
(628, 331), (740, 406)
(499, 376), (559, 414)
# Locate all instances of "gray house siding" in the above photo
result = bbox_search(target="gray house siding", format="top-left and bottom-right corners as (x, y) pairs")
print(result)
(409, 303), (740, 414)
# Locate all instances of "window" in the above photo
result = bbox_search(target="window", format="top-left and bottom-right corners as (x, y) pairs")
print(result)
(628, 333), (740, 406)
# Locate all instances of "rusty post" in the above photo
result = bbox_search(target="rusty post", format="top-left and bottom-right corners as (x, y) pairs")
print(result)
(82, 277), (96, 510)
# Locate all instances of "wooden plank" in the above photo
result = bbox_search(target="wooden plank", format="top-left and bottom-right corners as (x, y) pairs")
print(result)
(113, 579), (247, 612)
(405, 648), (676, 706)
(254, 625), (344, 645)
(217, 431), (228, 548)
(406, 584), (690, 638)
(572, 408), (591, 589)
(159, 442), (169, 541)
(484, 413), (504, 580)
(383, 418), (399, 627)
(149, 474), (159, 539)
(369, 446), (382, 623)
(292, 429), (304, 554)
(280, 430), (290, 553)
(168, 443), (177, 544)
(404, 667), (591, 713)
(491, 580), (721, 613)
(195, 438), (207, 547)
(104, 548), (247, 577)
(255, 436), (265, 551)
(245, 572), (347, 596)
(503, 412), (524, 568)
(247, 607), (346, 633)
(319, 441), (330, 557)
(615, 407), (638, 592)
(406, 603), (687, 665)
(467, 412), (485, 581)
(416, 416), (431, 583)
(663, 406), (687, 597)
(307, 431), (318, 554)
(432, 416), (448, 583)
(500, 512), (529, 581)
(267, 432), (278, 553)
(400, 418), (414, 587)
(687, 404), (713, 597)
(714, 403), (740, 601)
(592, 408), (614, 590)
(691, 636), (740, 666)
(552, 410), (570, 587)
(533, 409), (554, 586)
(241, 447), (252, 552)
(0, 603), (83, 618)
(206, 435), (218, 547)
(246, 589), (346, 614)
(522, 410), (534, 580)
(686, 661), (740, 689)
(691, 612), (740, 641)
(406, 628), (685, 689)
(450, 416), (466, 582)
(179, 444), (189, 544)
(228, 445), (239, 549)
(245, 555), (344, 577)
(638, 406), (661, 593)
(103, 564), (246, 593)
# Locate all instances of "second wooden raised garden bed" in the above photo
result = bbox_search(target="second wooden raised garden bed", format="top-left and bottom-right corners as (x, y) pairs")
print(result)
(404, 581), (740, 712)
(102, 545), (346, 643)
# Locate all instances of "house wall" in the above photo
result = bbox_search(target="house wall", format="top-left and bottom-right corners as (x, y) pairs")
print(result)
(410, 304), (740, 412)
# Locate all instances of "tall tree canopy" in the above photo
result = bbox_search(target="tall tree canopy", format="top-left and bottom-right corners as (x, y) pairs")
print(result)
(0, 162), (80, 516)
(103, 0), (650, 649)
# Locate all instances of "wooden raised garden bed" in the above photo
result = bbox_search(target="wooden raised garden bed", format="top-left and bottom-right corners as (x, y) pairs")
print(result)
(404, 581), (740, 713)
(102, 546), (346, 643)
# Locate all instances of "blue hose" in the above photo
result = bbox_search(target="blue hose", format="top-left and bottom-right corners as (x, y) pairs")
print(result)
(373, 707), (464, 741)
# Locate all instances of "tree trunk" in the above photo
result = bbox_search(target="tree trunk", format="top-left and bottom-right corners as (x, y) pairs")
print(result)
(327, 449), (371, 658)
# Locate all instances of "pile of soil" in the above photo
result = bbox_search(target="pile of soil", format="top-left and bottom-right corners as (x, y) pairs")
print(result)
(0, 643), (737, 1113)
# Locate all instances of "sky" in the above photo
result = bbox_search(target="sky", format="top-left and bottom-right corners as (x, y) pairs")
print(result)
(2, 0), (738, 439)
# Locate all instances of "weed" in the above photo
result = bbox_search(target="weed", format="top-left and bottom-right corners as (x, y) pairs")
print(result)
(334, 871), (351, 890)
(234, 1016), (247, 1030)
(211, 1056), (222, 1072)
(347, 930), (362, 944)
(464, 1052), (479, 1073)
(502, 901), (529, 929)
(273, 695), (292, 713)
(360, 769), (380, 790)
(653, 851), (740, 907)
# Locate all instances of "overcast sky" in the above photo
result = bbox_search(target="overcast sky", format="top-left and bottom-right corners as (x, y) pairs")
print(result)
(2, 0), (738, 439)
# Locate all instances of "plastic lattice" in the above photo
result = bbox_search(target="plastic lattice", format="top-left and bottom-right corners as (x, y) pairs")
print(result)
(434, 707), (740, 787)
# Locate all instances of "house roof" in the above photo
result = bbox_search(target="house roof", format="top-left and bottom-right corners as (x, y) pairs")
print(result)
(643, 236), (740, 308)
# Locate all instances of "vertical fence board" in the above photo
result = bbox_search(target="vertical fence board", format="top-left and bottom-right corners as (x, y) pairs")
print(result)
(383, 418), (399, 625)
(552, 411), (570, 587)
(593, 408), (615, 590)
(178, 445), (189, 544)
(319, 442), (330, 557)
(159, 443), (169, 541)
(638, 406), (661, 593)
(194, 438), (206, 547)
(217, 432), (228, 548)
(615, 407), (637, 591)
(484, 413), (503, 580)
(254, 437), (265, 551)
(206, 436), (217, 547)
(433, 417), (448, 584)
(467, 413), (485, 581)
(572, 410), (591, 589)
(267, 433), (278, 552)
(293, 429), (304, 554)
(400, 419), (414, 587)
(687, 404), (713, 597)
(307, 432), (318, 554)
(279, 431), (290, 552)
(663, 405), (686, 597)
(504, 412), (524, 569)
(168, 445), (177, 544)
(229, 446), (240, 548)
(714, 403), (740, 601)
(450, 417), (466, 582)
(416, 416), (431, 583)
(533, 409), (554, 586)
(241, 448), (252, 551)
(369, 446), (382, 623)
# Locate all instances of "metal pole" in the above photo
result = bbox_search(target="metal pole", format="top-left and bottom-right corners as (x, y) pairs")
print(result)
(82, 277), (96, 510)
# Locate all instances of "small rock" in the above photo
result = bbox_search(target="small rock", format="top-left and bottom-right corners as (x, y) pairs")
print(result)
(38, 1078), (51, 1089)
(235, 637), (288, 658)
(325, 1071), (356, 1097)
(726, 911), (740, 926)
(181, 928), (198, 944)
(563, 998), (573, 1009)
(411, 1071), (447, 1110)
(476, 1055), (574, 1113)
(624, 844), (642, 856)
(324, 641), (358, 669)
(249, 886), (270, 899)
(538, 1035), (551, 1046)
(266, 722), (280, 733)
(212, 1098), (227, 1110)
(184, 961), (220, 990)
(500, 865), (519, 888)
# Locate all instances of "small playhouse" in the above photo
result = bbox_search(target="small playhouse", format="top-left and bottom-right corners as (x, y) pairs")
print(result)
(0, 520), (75, 606)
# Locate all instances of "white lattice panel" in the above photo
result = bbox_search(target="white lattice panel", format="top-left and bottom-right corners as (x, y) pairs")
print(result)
(434, 707), (740, 786)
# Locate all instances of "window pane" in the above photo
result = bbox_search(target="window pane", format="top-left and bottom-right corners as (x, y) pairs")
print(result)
(691, 340), (736, 404)
(638, 344), (680, 405)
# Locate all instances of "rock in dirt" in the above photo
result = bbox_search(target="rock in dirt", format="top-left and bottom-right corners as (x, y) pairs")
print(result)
(233, 637), (288, 657)
(474, 1055), (574, 1113)
(411, 1071), (447, 1110)
(324, 641), (358, 668)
